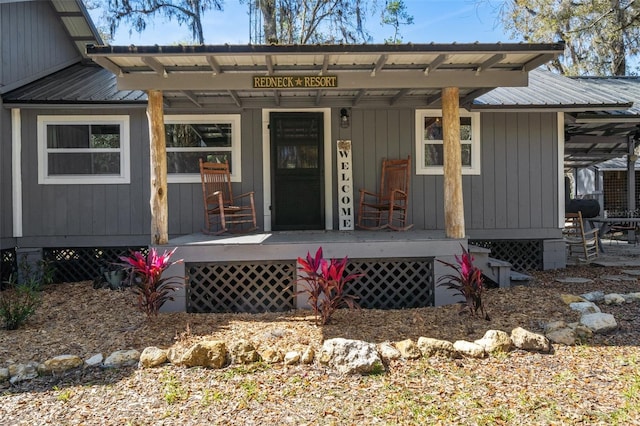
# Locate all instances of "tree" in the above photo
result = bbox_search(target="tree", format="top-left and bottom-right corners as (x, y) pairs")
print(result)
(105, 0), (223, 44)
(487, 0), (640, 76)
(380, 0), (413, 44)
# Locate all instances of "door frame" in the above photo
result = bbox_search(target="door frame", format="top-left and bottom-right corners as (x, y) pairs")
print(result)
(262, 108), (333, 232)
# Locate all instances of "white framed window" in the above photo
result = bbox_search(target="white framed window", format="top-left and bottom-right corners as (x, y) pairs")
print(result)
(415, 109), (481, 175)
(37, 115), (130, 184)
(165, 114), (241, 183)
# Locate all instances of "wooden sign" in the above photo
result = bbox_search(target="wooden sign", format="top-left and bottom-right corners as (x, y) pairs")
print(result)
(337, 140), (354, 230)
(253, 75), (338, 89)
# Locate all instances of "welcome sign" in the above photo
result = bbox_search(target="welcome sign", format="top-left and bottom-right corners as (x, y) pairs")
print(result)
(253, 75), (338, 89)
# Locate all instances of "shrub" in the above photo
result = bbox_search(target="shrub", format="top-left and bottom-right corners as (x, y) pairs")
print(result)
(297, 247), (362, 325)
(93, 265), (129, 290)
(0, 276), (41, 330)
(437, 245), (489, 320)
(118, 248), (184, 318)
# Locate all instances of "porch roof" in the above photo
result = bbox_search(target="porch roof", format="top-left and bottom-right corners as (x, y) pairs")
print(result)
(85, 42), (565, 109)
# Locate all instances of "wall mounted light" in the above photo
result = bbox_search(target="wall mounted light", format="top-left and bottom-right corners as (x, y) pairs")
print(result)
(340, 108), (350, 128)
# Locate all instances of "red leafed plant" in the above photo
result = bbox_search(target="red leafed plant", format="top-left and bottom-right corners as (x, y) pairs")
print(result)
(437, 245), (489, 320)
(119, 248), (184, 318)
(297, 247), (363, 325)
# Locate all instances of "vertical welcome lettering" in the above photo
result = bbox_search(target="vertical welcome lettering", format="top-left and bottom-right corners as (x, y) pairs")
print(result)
(337, 140), (354, 230)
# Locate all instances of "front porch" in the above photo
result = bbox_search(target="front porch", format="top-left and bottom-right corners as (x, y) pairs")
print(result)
(160, 230), (466, 313)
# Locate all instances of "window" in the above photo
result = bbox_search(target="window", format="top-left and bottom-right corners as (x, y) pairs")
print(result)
(164, 114), (241, 183)
(415, 110), (480, 175)
(37, 115), (130, 184)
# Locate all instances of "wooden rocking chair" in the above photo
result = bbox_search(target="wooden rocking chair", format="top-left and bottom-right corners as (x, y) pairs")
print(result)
(357, 155), (413, 231)
(199, 159), (257, 235)
(563, 211), (599, 262)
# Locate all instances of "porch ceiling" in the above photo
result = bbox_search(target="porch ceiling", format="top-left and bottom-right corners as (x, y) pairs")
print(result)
(86, 43), (564, 110)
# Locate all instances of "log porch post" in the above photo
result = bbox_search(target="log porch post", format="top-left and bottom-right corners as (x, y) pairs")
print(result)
(147, 90), (169, 245)
(442, 87), (465, 239)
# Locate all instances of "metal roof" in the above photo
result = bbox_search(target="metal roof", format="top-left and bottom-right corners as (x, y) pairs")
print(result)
(2, 63), (147, 104)
(86, 42), (565, 109)
(49, 0), (103, 58)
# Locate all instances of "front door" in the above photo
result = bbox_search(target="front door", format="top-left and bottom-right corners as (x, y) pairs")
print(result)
(270, 112), (324, 231)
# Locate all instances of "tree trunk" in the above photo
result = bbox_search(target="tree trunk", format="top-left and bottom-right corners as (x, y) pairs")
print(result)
(442, 87), (465, 239)
(260, 0), (278, 43)
(147, 90), (169, 245)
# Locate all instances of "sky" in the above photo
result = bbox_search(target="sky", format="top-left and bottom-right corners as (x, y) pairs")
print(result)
(87, 0), (514, 46)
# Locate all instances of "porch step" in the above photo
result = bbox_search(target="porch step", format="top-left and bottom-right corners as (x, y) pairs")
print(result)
(468, 245), (512, 289)
(510, 270), (532, 286)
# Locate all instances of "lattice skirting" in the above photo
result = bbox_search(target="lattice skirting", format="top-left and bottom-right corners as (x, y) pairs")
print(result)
(42, 247), (148, 283)
(187, 258), (435, 313)
(1, 248), (17, 288)
(188, 261), (296, 313)
(469, 240), (543, 271)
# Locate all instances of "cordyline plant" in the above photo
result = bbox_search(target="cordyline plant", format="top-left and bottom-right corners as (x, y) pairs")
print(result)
(118, 248), (184, 319)
(437, 245), (489, 320)
(297, 247), (363, 326)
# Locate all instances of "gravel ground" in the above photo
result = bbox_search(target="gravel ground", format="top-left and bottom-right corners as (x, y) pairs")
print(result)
(1, 249), (640, 425)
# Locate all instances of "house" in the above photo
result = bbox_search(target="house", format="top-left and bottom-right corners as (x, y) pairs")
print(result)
(1, 1), (635, 313)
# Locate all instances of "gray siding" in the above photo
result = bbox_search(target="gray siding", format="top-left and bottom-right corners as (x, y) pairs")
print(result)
(1, 1), (79, 94)
(0, 101), (14, 248)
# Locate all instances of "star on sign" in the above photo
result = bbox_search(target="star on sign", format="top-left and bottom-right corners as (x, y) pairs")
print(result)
(295, 77), (303, 86)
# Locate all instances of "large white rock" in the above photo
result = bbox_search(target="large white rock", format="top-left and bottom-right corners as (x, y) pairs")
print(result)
(510, 327), (551, 352)
(139, 347), (168, 368)
(318, 338), (383, 375)
(301, 346), (315, 364)
(453, 340), (486, 358)
(474, 330), (512, 353)
(394, 339), (421, 359)
(284, 351), (301, 365)
(38, 354), (83, 375)
(580, 313), (618, 334)
(103, 350), (141, 368)
(604, 293), (626, 305)
(378, 342), (402, 362)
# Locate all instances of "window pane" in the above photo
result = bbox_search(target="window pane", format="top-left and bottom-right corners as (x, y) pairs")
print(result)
(165, 123), (232, 148)
(424, 144), (473, 167)
(460, 117), (472, 141)
(424, 117), (443, 140)
(167, 151), (232, 174)
(91, 125), (120, 148)
(47, 125), (90, 148)
(48, 153), (120, 175)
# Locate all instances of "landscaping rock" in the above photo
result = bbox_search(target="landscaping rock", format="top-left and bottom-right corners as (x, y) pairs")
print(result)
(474, 330), (512, 353)
(9, 362), (38, 384)
(453, 340), (485, 358)
(38, 354), (83, 375)
(284, 351), (300, 365)
(560, 294), (586, 304)
(569, 301), (601, 314)
(580, 313), (618, 334)
(180, 340), (227, 368)
(580, 291), (605, 302)
(417, 337), (459, 359)
(625, 292), (640, 302)
(556, 278), (593, 284)
(318, 338), (382, 375)
(378, 342), (402, 362)
(510, 327), (551, 352)
(85, 353), (103, 367)
(301, 346), (315, 364)
(229, 339), (259, 364)
(104, 350), (141, 368)
(260, 348), (284, 364)
(139, 347), (168, 368)
(0, 368), (8, 382)
(395, 339), (421, 359)
(546, 328), (576, 346)
(604, 293), (626, 305)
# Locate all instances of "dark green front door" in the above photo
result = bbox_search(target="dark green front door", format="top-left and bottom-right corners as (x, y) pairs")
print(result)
(270, 112), (324, 231)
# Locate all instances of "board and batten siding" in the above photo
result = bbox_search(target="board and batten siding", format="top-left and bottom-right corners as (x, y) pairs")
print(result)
(0, 0), (80, 94)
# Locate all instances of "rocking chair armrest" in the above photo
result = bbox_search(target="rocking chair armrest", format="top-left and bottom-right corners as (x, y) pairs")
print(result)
(232, 191), (255, 202)
(389, 188), (408, 200)
(359, 189), (380, 199)
(205, 190), (226, 206)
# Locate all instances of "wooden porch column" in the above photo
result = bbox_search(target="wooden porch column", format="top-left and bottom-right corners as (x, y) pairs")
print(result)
(442, 87), (465, 238)
(147, 90), (169, 245)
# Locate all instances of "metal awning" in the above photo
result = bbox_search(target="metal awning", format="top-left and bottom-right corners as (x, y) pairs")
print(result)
(50, 0), (103, 58)
(86, 42), (565, 109)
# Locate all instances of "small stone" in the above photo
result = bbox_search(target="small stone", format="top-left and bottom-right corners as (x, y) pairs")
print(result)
(10, 363), (38, 384)
(580, 291), (605, 303)
(417, 337), (459, 359)
(301, 346), (315, 364)
(85, 353), (103, 367)
(569, 301), (601, 314)
(580, 313), (618, 334)
(39, 354), (83, 375)
(259, 348), (284, 364)
(511, 327), (551, 352)
(103, 350), (141, 368)
(621, 269), (640, 276)
(474, 330), (512, 353)
(228, 339), (259, 364)
(139, 347), (168, 368)
(378, 342), (402, 362)
(0, 368), (8, 382)
(318, 338), (382, 375)
(453, 340), (486, 358)
(284, 351), (300, 365)
(560, 294), (587, 304)
(394, 339), (421, 359)
(625, 292), (640, 302)
(180, 341), (227, 368)
(556, 278), (593, 284)
(604, 293), (626, 305)
(546, 328), (576, 346)
(544, 321), (568, 333)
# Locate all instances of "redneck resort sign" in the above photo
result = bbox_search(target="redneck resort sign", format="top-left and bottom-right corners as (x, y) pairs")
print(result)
(253, 75), (338, 89)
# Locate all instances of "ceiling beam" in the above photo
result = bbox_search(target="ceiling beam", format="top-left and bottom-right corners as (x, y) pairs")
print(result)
(206, 55), (222, 75)
(320, 55), (330, 75)
(424, 54), (448, 76)
(371, 54), (388, 77)
(315, 89), (323, 105)
(460, 88), (492, 107)
(390, 89), (409, 105)
(476, 54), (506, 74)
(274, 90), (280, 106)
(228, 90), (242, 107)
(523, 53), (556, 72)
(265, 55), (274, 75)
(353, 89), (366, 106)
(181, 90), (202, 108)
(93, 57), (123, 76)
(141, 56), (167, 77)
